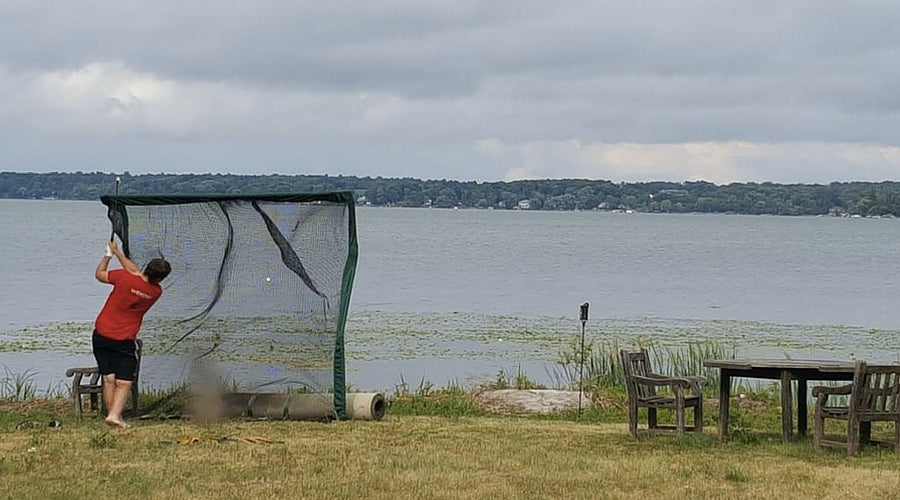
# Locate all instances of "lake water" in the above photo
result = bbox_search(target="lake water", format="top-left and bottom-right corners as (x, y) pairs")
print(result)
(2, 199), (900, 393)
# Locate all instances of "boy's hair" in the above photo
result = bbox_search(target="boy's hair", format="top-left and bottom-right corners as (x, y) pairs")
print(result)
(144, 258), (172, 285)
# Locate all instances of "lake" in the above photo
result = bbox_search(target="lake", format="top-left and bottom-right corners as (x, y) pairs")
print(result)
(2, 199), (900, 393)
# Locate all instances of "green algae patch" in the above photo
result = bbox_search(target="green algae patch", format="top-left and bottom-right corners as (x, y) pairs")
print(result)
(4, 313), (900, 367)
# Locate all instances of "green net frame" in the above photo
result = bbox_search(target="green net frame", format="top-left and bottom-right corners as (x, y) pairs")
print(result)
(100, 192), (358, 419)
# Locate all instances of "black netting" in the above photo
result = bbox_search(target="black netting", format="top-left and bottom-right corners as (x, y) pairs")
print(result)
(101, 193), (357, 418)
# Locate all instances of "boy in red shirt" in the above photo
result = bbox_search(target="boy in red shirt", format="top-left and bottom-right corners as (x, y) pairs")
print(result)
(94, 238), (171, 428)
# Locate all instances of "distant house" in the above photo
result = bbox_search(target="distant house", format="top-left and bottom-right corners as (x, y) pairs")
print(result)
(659, 189), (689, 196)
(517, 199), (532, 210)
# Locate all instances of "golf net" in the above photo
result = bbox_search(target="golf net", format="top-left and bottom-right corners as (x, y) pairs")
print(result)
(100, 193), (358, 418)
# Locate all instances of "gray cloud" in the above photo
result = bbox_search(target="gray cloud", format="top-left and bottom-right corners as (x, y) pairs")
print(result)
(1, 1), (900, 182)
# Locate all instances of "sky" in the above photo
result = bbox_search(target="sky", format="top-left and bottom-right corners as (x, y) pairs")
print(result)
(2, 1), (900, 185)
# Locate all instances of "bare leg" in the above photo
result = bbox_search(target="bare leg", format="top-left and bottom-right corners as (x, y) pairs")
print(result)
(104, 379), (133, 429)
(102, 374), (116, 413)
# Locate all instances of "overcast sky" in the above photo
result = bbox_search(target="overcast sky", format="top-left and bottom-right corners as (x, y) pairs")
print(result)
(2, 1), (900, 184)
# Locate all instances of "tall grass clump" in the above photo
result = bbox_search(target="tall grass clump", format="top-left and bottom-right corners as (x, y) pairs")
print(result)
(137, 381), (192, 416)
(484, 366), (545, 390)
(389, 374), (482, 417)
(549, 336), (623, 391)
(651, 341), (738, 393)
(1, 367), (38, 401)
(551, 337), (738, 395)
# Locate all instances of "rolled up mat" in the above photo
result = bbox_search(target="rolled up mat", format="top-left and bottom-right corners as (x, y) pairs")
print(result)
(346, 392), (386, 421)
(217, 392), (254, 418)
(248, 393), (293, 419)
(286, 394), (337, 421)
(215, 392), (385, 421)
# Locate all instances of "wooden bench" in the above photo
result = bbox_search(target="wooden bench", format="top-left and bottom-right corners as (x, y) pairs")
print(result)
(66, 339), (143, 417)
(813, 361), (900, 456)
(620, 348), (707, 436)
(65, 366), (102, 416)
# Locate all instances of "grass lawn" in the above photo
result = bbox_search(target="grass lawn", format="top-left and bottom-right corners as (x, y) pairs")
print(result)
(2, 397), (900, 500)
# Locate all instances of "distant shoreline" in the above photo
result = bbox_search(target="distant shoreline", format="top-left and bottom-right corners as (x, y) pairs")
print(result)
(3, 195), (897, 220)
(3, 171), (900, 217)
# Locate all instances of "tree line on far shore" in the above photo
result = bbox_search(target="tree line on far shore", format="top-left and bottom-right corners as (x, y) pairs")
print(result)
(2, 171), (900, 216)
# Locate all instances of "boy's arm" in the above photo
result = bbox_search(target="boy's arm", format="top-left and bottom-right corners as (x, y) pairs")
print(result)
(108, 239), (142, 275)
(95, 248), (113, 283)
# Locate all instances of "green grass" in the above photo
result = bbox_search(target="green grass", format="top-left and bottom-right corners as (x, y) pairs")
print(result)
(3, 372), (900, 500)
(2, 397), (900, 500)
(389, 375), (482, 418)
(2, 341), (898, 499)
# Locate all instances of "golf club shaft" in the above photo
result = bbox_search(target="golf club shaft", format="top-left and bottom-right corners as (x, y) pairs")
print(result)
(110, 176), (120, 241)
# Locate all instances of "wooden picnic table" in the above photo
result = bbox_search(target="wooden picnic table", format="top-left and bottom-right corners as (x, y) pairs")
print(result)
(702, 359), (856, 442)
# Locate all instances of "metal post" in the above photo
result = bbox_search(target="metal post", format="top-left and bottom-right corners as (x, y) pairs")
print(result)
(578, 302), (589, 415)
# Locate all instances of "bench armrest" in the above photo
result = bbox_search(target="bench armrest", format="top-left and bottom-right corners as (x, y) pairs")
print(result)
(631, 375), (699, 392)
(644, 373), (707, 394)
(65, 367), (99, 377)
(811, 383), (852, 401)
(685, 376), (707, 394)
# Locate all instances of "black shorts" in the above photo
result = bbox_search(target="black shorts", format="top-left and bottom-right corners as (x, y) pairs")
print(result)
(92, 330), (139, 382)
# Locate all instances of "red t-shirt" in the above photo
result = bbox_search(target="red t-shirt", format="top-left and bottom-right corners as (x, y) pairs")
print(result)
(94, 269), (163, 341)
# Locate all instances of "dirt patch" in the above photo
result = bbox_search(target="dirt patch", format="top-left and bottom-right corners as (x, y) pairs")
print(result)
(735, 394), (771, 411)
(475, 389), (620, 415)
(703, 395), (772, 412)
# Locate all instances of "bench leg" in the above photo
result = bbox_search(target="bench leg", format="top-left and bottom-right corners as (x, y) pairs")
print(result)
(848, 418), (860, 456)
(860, 422), (872, 444)
(131, 383), (139, 415)
(71, 375), (83, 417)
(628, 403), (637, 436)
(894, 420), (900, 452)
(814, 409), (825, 450)
(71, 389), (79, 416)
(675, 392), (686, 436)
(694, 401), (703, 433)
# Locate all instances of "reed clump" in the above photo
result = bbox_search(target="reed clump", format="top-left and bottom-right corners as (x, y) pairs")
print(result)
(550, 337), (739, 396)
(0, 367), (38, 401)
